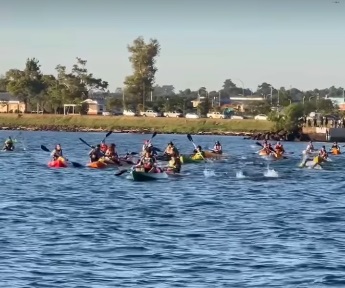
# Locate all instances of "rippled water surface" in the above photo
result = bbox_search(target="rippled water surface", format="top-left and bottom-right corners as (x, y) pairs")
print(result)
(1, 131), (345, 287)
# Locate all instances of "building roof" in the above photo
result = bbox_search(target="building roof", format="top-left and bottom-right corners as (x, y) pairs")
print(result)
(0, 92), (20, 102)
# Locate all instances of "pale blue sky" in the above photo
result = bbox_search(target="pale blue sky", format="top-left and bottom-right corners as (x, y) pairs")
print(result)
(0, 0), (344, 92)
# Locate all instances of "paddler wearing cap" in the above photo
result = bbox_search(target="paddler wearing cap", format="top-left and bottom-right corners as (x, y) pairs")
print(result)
(164, 141), (180, 157)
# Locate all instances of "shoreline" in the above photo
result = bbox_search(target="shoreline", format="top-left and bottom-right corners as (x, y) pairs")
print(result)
(0, 114), (308, 141)
(0, 124), (255, 136)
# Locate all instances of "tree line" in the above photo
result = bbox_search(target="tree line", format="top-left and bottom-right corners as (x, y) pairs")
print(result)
(0, 36), (343, 116)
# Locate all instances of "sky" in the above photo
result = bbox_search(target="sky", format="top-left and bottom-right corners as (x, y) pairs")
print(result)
(0, 0), (344, 92)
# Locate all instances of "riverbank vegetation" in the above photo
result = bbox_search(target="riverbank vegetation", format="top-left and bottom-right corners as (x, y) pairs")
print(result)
(0, 36), (341, 127)
(0, 114), (273, 134)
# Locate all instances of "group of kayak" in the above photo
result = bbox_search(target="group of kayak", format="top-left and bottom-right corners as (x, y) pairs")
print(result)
(45, 132), (225, 181)
(300, 141), (341, 168)
(258, 140), (286, 160)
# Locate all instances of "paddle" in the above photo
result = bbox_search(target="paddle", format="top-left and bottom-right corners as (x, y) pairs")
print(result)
(115, 169), (128, 176)
(187, 134), (207, 161)
(40, 145), (83, 168)
(101, 131), (113, 142)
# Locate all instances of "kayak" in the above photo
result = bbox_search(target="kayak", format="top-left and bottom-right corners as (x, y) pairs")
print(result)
(331, 148), (341, 155)
(87, 160), (111, 169)
(204, 151), (222, 158)
(299, 155), (326, 168)
(130, 168), (168, 181)
(259, 149), (284, 160)
(180, 155), (203, 164)
(48, 157), (67, 168)
(3, 146), (14, 151)
(87, 158), (136, 169)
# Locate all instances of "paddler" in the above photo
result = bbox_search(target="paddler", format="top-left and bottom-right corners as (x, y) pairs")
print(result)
(275, 141), (285, 154)
(137, 149), (156, 172)
(166, 152), (182, 173)
(192, 145), (206, 158)
(51, 144), (64, 161)
(331, 142), (340, 151)
(306, 141), (315, 152)
(3, 136), (14, 151)
(100, 140), (108, 154)
(104, 143), (120, 165)
(89, 144), (103, 162)
(164, 141), (179, 157)
(263, 143), (272, 155)
(319, 146), (328, 159)
(212, 141), (222, 154)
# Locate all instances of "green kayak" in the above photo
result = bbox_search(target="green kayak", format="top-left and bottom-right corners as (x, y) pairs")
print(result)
(130, 170), (168, 181)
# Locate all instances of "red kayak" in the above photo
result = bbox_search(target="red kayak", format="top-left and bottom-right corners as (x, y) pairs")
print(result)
(48, 157), (68, 168)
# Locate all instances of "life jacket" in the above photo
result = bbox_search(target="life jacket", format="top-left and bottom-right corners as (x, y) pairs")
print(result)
(213, 144), (222, 151)
(142, 157), (154, 169)
(320, 150), (328, 158)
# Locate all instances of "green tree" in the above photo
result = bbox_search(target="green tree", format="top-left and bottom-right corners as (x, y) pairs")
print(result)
(197, 97), (210, 116)
(124, 36), (160, 111)
(6, 58), (45, 111)
(0, 76), (8, 92)
(270, 103), (304, 131)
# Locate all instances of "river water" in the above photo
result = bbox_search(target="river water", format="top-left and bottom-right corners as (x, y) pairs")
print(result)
(0, 131), (344, 287)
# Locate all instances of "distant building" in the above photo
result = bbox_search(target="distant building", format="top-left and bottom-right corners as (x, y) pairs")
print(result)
(81, 98), (105, 115)
(0, 92), (25, 113)
(325, 96), (345, 111)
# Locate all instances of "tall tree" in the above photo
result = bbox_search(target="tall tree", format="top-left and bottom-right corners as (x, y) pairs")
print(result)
(0, 76), (8, 92)
(6, 58), (45, 111)
(124, 36), (160, 111)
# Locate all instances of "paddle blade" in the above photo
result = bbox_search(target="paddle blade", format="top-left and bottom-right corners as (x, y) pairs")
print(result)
(40, 145), (50, 152)
(130, 152), (138, 155)
(71, 161), (83, 168)
(255, 142), (263, 147)
(151, 132), (157, 139)
(115, 169), (128, 176)
(187, 134), (193, 142)
(105, 131), (113, 138)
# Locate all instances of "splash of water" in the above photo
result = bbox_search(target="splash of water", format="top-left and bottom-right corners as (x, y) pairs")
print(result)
(264, 167), (279, 177)
(203, 169), (216, 177)
(236, 170), (246, 178)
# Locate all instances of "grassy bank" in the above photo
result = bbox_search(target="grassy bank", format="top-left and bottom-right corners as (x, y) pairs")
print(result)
(0, 114), (274, 133)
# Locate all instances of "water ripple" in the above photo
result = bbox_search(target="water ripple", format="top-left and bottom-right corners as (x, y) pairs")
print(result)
(0, 131), (345, 287)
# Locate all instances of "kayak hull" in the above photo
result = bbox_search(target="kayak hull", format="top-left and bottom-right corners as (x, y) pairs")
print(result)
(131, 169), (168, 181)
(87, 159), (136, 169)
(180, 155), (203, 164)
(331, 148), (341, 155)
(204, 151), (222, 158)
(259, 149), (284, 160)
(48, 158), (67, 168)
